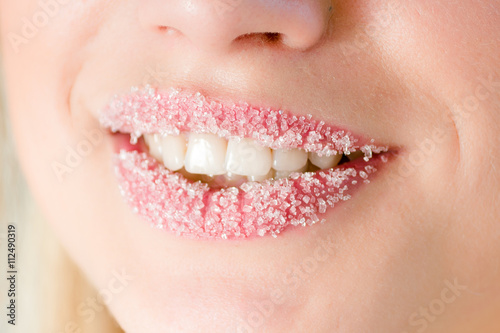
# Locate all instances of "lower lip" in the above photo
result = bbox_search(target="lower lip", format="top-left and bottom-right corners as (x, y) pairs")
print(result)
(111, 133), (389, 240)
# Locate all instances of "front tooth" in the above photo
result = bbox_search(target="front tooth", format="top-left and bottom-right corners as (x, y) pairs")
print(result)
(308, 152), (342, 169)
(185, 133), (227, 175)
(274, 165), (308, 179)
(144, 134), (163, 161)
(272, 149), (308, 171)
(225, 138), (272, 176)
(161, 135), (187, 171)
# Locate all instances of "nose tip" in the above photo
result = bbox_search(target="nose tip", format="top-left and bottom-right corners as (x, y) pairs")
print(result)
(139, 0), (334, 52)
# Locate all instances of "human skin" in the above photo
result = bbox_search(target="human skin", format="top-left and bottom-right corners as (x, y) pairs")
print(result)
(1, 0), (500, 332)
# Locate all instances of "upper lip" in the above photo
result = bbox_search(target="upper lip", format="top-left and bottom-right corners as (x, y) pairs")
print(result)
(99, 85), (389, 157)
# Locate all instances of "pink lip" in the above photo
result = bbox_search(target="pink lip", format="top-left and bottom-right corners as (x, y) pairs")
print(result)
(100, 86), (391, 240)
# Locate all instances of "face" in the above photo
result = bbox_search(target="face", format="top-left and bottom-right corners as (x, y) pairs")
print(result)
(2, 0), (500, 332)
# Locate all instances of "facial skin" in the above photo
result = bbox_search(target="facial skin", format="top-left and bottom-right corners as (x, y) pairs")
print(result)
(1, 0), (500, 332)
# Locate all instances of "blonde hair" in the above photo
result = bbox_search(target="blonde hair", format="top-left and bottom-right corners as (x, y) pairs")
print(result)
(0, 50), (122, 333)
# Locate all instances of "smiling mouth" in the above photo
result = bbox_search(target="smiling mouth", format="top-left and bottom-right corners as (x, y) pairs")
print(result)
(100, 86), (392, 240)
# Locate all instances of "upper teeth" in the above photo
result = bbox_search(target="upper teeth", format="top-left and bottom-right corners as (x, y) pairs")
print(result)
(308, 151), (342, 169)
(273, 148), (308, 171)
(144, 133), (354, 183)
(184, 133), (227, 175)
(225, 138), (273, 176)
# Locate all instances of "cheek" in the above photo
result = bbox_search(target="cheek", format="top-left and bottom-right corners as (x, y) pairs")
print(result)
(0, 0), (103, 196)
(2, 48), (73, 205)
(0, 0), (110, 256)
(365, 1), (500, 177)
(2, 40), (128, 296)
(360, 1), (500, 103)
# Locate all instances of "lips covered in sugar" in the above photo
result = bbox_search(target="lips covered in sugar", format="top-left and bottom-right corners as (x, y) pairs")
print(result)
(101, 86), (390, 239)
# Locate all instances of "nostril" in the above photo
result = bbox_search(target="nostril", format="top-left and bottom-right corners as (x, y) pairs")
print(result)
(234, 32), (283, 45)
(263, 32), (281, 43)
(157, 25), (179, 35)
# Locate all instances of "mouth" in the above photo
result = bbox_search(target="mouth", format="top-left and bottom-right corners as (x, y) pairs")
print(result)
(100, 86), (393, 240)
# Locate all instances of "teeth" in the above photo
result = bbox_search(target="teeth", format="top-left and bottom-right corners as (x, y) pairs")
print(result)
(160, 135), (187, 171)
(144, 132), (371, 187)
(185, 133), (227, 175)
(272, 149), (308, 171)
(225, 138), (272, 176)
(308, 152), (342, 169)
(274, 165), (308, 180)
(144, 134), (163, 161)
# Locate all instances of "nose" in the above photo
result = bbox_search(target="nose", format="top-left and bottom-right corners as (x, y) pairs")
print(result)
(139, 0), (334, 52)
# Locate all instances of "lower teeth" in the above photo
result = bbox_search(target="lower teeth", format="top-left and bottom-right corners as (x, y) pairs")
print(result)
(156, 158), (363, 189)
